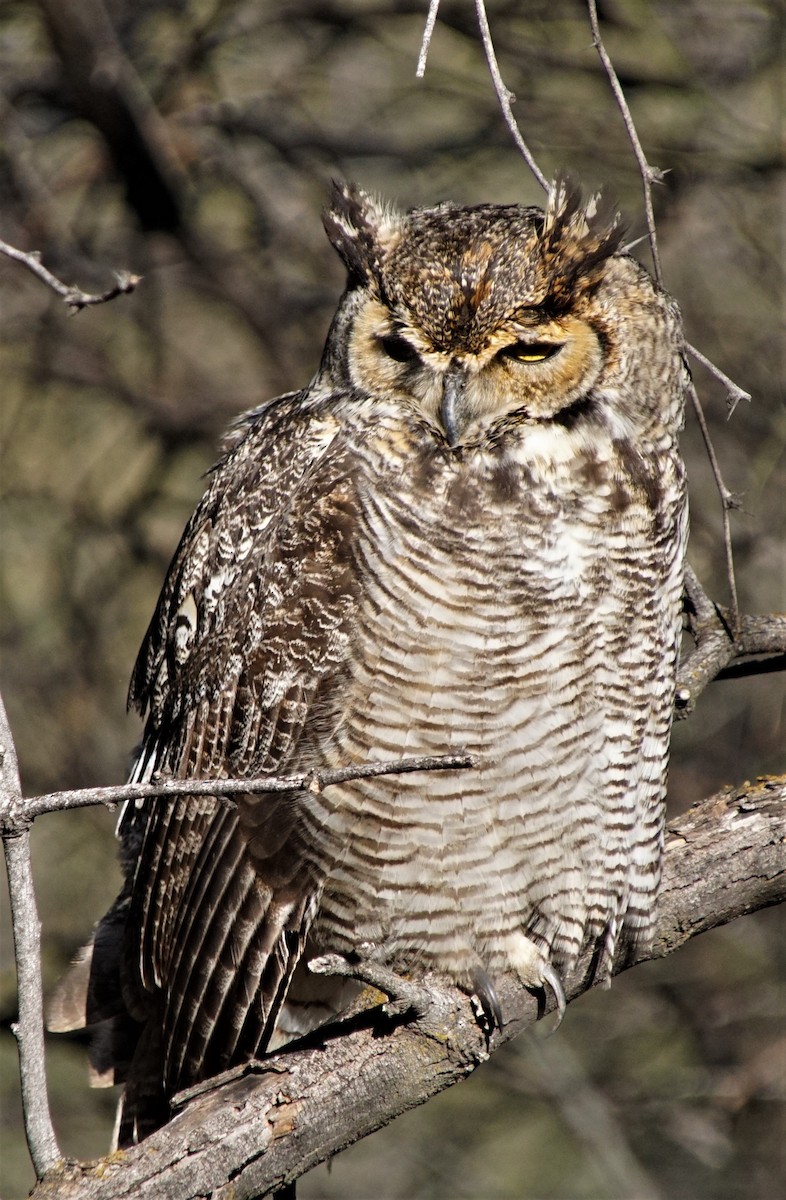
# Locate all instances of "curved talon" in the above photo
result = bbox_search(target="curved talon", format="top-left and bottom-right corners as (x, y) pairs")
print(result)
(470, 967), (504, 1033)
(541, 962), (566, 1030)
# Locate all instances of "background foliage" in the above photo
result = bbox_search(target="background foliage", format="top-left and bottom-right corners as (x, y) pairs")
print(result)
(1, 1), (783, 1196)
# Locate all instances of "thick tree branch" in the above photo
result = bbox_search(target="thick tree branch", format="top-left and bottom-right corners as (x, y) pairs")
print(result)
(27, 776), (786, 1200)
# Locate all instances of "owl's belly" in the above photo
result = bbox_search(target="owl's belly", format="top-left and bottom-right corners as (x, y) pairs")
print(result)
(298, 546), (615, 980)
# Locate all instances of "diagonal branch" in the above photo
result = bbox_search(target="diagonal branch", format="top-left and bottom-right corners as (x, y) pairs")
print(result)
(415, 0), (442, 78)
(586, 0), (663, 283)
(27, 776), (786, 1200)
(686, 383), (742, 628)
(473, 0), (549, 192)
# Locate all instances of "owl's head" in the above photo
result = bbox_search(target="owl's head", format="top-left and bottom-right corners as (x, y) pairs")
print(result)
(321, 180), (682, 449)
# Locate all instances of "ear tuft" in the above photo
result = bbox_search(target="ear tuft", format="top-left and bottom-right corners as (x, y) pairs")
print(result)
(540, 173), (625, 306)
(322, 181), (403, 288)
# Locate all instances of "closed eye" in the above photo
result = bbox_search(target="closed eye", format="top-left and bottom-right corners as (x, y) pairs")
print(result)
(499, 341), (564, 363)
(379, 333), (421, 364)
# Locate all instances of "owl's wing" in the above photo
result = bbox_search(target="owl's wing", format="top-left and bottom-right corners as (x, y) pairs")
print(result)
(51, 391), (361, 1143)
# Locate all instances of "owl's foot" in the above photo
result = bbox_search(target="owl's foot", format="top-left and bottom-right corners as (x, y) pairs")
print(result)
(308, 948), (430, 1020)
(508, 931), (567, 1028)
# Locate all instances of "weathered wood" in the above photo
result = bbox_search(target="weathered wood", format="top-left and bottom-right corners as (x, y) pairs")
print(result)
(28, 776), (786, 1200)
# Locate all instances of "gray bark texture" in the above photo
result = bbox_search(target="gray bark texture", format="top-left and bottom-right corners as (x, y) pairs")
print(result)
(28, 774), (786, 1200)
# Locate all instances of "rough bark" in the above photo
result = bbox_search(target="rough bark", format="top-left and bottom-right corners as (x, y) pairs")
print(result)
(27, 775), (786, 1200)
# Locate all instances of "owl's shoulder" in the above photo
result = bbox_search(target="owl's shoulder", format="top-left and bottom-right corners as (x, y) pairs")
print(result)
(128, 387), (361, 731)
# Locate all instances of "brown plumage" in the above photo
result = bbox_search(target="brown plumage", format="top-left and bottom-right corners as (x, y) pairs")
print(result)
(49, 178), (688, 1147)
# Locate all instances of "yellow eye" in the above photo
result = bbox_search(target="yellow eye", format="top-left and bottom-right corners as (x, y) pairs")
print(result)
(500, 341), (563, 364)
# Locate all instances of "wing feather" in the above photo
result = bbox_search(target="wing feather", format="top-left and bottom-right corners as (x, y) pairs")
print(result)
(102, 394), (361, 1139)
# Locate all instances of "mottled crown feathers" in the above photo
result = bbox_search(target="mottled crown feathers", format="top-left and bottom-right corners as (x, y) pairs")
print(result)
(322, 176), (625, 316)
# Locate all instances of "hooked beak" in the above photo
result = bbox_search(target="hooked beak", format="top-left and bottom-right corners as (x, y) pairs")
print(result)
(440, 364), (468, 447)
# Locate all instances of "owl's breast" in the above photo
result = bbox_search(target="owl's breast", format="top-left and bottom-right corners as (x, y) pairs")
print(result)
(335, 436), (611, 763)
(292, 431), (632, 972)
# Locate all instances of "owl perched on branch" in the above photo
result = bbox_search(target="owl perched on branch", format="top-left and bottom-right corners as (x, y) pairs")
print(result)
(50, 178), (688, 1146)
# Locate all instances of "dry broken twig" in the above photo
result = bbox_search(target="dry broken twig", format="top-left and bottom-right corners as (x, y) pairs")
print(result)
(0, 239), (140, 311)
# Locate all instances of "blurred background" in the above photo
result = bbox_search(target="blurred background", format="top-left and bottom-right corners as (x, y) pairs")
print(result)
(0, 1), (783, 1196)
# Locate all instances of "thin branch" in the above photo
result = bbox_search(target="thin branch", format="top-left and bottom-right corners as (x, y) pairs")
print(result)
(474, 0), (549, 193)
(586, 0), (663, 283)
(584, 2), (750, 619)
(415, 0), (442, 78)
(7, 752), (477, 825)
(687, 342), (753, 418)
(0, 239), (140, 311)
(0, 697), (61, 1178)
(686, 383), (741, 629)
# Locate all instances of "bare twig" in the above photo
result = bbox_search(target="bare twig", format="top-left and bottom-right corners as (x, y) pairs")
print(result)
(415, 0), (442, 78)
(586, 0), (663, 283)
(0, 239), (140, 311)
(687, 342), (753, 418)
(0, 697), (61, 1179)
(686, 383), (741, 628)
(675, 565), (786, 718)
(474, 0), (549, 192)
(584, 2), (747, 619)
(11, 752), (477, 824)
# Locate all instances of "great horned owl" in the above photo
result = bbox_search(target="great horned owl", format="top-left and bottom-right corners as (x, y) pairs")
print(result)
(50, 179), (688, 1145)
